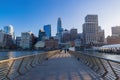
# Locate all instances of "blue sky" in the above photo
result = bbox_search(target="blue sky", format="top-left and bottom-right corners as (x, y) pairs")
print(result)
(0, 0), (120, 37)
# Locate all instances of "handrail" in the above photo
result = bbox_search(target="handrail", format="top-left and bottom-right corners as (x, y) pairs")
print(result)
(69, 51), (120, 80)
(0, 50), (59, 80)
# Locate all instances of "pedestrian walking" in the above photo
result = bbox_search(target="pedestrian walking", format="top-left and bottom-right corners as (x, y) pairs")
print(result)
(64, 49), (66, 53)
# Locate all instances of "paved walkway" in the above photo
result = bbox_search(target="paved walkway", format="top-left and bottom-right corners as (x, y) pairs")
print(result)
(16, 51), (102, 80)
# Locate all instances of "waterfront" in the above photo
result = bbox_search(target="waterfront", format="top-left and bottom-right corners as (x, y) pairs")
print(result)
(0, 51), (44, 60)
(0, 50), (120, 63)
(83, 51), (120, 62)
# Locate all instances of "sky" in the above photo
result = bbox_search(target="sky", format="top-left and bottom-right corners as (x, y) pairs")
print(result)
(0, 0), (120, 37)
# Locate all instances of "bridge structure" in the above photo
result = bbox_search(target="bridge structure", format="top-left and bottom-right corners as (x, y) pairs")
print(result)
(0, 50), (120, 80)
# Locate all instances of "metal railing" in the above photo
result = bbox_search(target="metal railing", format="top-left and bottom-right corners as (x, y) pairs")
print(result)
(69, 51), (120, 80)
(0, 50), (59, 80)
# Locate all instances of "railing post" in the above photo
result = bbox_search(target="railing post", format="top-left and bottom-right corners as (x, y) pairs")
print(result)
(98, 59), (108, 77)
(30, 55), (36, 68)
(17, 58), (25, 75)
(90, 57), (97, 71)
(38, 55), (43, 64)
(107, 60), (119, 80)
(24, 57), (30, 71)
(87, 56), (92, 67)
(87, 56), (94, 68)
(84, 55), (89, 64)
(6, 59), (15, 80)
(84, 55), (88, 64)
(93, 57), (100, 72)
(89, 56), (94, 69)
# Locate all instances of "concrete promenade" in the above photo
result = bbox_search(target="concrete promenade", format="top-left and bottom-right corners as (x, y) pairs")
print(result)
(16, 51), (102, 80)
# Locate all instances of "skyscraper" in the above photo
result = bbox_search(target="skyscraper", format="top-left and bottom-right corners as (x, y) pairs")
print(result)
(56, 17), (63, 42)
(57, 17), (63, 33)
(4, 25), (15, 39)
(0, 30), (5, 48)
(44, 25), (51, 39)
(85, 15), (98, 24)
(38, 29), (46, 41)
(83, 15), (104, 47)
(57, 17), (63, 34)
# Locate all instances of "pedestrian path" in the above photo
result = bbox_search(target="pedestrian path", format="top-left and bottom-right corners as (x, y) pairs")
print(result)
(15, 51), (102, 80)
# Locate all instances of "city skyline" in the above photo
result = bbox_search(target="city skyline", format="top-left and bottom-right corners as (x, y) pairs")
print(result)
(0, 0), (120, 37)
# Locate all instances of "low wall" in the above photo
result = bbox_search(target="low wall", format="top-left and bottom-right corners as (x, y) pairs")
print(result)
(69, 51), (120, 80)
(0, 50), (59, 80)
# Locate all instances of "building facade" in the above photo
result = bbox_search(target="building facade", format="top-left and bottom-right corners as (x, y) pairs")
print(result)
(44, 25), (51, 39)
(38, 29), (46, 41)
(106, 26), (120, 44)
(85, 15), (98, 24)
(16, 37), (21, 47)
(62, 30), (70, 43)
(0, 30), (5, 48)
(45, 38), (59, 50)
(4, 25), (15, 39)
(112, 26), (120, 37)
(70, 28), (77, 41)
(20, 31), (33, 49)
(4, 34), (13, 49)
(107, 36), (120, 44)
(0, 30), (13, 49)
(83, 15), (105, 47)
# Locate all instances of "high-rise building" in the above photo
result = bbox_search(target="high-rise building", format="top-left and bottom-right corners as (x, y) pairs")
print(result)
(57, 17), (63, 33)
(0, 30), (5, 48)
(38, 29), (46, 41)
(56, 17), (63, 42)
(4, 34), (13, 48)
(20, 31), (33, 49)
(4, 25), (15, 39)
(112, 26), (120, 37)
(0, 30), (13, 48)
(56, 17), (63, 37)
(44, 25), (51, 39)
(83, 15), (105, 47)
(85, 15), (98, 24)
(70, 28), (77, 41)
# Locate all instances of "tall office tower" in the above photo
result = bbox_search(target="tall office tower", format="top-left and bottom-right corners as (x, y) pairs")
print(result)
(83, 15), (104, 46)
(38, 29), (46, 41)
(85, 15), (98, 24)
(56, 17), (63, 42)
(4, 25), (15, 39)
(0, 29), (14, 48)
(44, 25), (51, 39)
(57, 17), (63, 33)
(112, 26), (120, 37)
